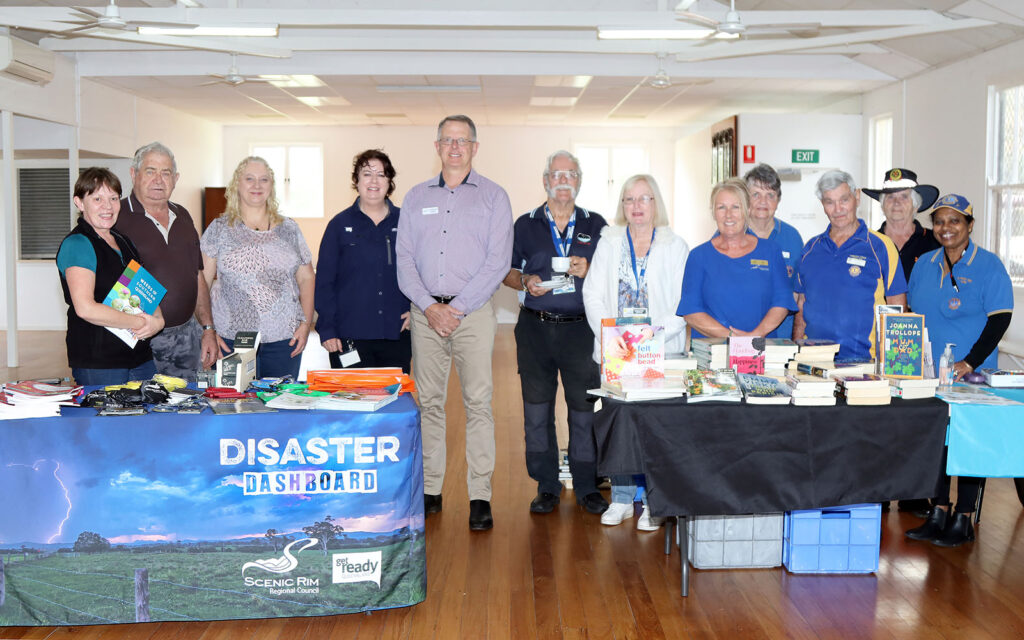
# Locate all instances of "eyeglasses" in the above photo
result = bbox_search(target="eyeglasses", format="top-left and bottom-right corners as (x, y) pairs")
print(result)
(438, 137), (475, 147)
(548, 170), (580, 181)
(622, 195), (655, 205)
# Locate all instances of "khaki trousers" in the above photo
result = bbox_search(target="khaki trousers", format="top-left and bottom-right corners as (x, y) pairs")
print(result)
(410, 300), (497, 500)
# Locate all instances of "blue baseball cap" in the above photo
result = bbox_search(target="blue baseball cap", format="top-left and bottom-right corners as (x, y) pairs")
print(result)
(929, 193), (974, 222)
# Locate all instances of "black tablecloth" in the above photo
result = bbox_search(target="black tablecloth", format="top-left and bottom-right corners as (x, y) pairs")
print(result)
(594, 397), (949, 517)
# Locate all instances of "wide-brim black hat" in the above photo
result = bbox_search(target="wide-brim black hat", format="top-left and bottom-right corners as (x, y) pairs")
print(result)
(861, 168), (939, 212)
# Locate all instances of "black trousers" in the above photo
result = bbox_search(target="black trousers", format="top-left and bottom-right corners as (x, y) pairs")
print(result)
(514, 310), (600, 498)
(328, 333), (412, 374)
(933, 447), (982, 512)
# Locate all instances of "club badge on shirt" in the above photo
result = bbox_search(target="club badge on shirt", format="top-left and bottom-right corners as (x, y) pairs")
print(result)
(749, 258), (769, 271)
(949, 297), (961, 310)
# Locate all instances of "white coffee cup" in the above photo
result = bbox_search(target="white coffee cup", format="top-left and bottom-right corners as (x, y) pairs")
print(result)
(551, 256), (571, 273)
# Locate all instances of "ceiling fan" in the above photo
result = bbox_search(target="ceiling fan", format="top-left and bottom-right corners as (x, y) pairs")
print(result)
(59, 0), (193, 34)
(202, 54), (273, 86)
(648, 54), (671, 89)
(675, 0), (819, 39)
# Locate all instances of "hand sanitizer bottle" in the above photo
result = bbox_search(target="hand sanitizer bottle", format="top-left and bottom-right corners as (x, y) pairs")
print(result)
(938, 343), (956, 388)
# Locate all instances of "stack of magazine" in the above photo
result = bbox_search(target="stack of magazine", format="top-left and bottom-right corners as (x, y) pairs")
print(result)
(1, 380), (83, 419)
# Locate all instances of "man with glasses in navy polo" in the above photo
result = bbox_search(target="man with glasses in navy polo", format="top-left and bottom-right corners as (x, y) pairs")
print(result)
(397, 115), (513, 531)
(502, 150), (609, 517)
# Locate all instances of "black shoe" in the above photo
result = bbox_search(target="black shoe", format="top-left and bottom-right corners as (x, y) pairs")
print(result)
(932, 511), (976, 547)
(530, 492), (560, 514)
(424, 493), (442, 515)
(898, 498), (932, 517)
(469, 500), (493, 531)
(905, 506), (948, 541)
(578, 492), (609, 515)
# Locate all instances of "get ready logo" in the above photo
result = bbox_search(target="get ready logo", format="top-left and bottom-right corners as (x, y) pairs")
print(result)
(333, 550), (382, 588)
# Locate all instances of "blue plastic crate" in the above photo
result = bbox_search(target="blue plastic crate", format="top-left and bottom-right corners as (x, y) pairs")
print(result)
(783, 503), (881, 574)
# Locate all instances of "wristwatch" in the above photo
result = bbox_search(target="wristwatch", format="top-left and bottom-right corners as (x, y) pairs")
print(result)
(520, 273), (528, 291)
(201, 324), (215, 331)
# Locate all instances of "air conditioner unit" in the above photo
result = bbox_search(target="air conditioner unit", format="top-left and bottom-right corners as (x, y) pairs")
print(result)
(0, 35), (56, 85)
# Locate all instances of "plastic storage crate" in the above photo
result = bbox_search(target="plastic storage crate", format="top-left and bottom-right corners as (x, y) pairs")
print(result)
(782, 503), (881, 574)
(686, 513), (784, 569)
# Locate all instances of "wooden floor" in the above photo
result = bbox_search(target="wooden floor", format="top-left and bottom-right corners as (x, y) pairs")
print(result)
(3, 327), (1024, 639)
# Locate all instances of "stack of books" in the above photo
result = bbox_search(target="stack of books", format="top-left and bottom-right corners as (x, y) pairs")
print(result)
(664, 353), (698, 376)
(833, 374), (891, 405)
(691, 337), (728, 370)
(737, 373), (792, 405)
(788, 360), (876, 379)
(792, 339), (841, 363)
(0, 380), (83, 419)
(979, 369), (1024, 388)
(889, 378), (940, 399)
(558, 449), (572, 489)
(763, 339), (799, 376)
(685, 369), (742, 403)
(785, 374), (837, 406)
(600, 375), (686, 402)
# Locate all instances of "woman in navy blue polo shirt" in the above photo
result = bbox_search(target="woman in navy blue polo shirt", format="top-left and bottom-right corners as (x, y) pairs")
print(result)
(315, 149), (411, 372)
(904, 193), (1013, 547)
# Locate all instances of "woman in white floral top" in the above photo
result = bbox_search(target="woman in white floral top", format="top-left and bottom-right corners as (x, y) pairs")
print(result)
(201, 156), (314, 379)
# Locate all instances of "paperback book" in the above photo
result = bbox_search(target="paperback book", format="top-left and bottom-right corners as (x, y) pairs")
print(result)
(101, 260), (167, 348)
(600, 318), (664, 383)
(880, 313), (925, 379)
(729, 336), (765, 374)
(737, 373), (792, 405)
(980, 369), (1024, 388)
(685, 369), (742, 403)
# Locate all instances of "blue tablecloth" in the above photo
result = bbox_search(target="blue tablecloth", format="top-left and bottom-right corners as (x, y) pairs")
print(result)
(0, 395), (425, 626)
(946, 388), (1024, 476)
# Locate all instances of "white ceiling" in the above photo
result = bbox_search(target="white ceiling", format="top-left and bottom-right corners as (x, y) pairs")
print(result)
(2, 0), (1023, 130)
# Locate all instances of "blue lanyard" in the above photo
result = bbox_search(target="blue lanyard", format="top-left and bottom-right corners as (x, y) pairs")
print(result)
(545, 205), (575, 257)
(626, 226), (654, 292)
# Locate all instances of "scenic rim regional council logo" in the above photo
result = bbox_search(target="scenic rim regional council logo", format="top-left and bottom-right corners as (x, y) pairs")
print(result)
(848, 265), (862, 277)
(242, 537), (319, 574)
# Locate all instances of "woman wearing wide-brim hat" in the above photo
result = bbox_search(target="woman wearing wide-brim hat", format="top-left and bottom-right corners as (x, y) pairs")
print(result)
(863, 168), (941, 282)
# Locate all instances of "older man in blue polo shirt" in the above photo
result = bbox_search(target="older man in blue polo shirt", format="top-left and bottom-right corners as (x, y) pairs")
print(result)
(396, 114), (513, 531)
(794, 170), (906, 362)
(502, 150), (608, 517)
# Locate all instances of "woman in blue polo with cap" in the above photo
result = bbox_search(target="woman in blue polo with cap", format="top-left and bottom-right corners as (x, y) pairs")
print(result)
(904, 193), (1014, 547)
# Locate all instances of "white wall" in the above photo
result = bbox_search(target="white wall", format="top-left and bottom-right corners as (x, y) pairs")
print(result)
(673, 128), (713, 250)
(0, 73), (222, 331)
(223, 123), (678, 323)
(738, 113), (863, 244)
(862, 38), (1024, 358)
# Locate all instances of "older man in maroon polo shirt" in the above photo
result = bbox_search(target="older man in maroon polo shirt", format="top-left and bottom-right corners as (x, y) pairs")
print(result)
(115, 142), (218, 382)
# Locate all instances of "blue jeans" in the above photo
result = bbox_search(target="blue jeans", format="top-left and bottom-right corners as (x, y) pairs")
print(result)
(221, 337), (301, 380)
(72, 360), (157, 386)
(610, 474), (648, 506)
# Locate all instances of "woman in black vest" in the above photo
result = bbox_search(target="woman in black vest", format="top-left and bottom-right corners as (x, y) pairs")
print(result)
(56, 168), (164, 385)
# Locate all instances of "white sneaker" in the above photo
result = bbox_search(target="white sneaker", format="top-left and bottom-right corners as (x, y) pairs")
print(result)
(637, 505), (665, 531)
(601, 502), (634, 525)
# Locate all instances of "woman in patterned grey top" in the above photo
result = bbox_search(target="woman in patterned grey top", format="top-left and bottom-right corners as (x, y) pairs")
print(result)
(201, 156), (314, 379)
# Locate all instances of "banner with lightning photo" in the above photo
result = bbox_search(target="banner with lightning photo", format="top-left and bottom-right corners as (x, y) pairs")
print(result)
(0, 395), (425, 626)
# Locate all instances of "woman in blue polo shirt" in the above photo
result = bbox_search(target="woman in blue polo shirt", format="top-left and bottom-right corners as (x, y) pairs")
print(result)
(905, 193), (1013, 548)
(678, 178), (795, 338)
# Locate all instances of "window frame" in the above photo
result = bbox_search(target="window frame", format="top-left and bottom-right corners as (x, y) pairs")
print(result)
(986, 82), (1024, 287)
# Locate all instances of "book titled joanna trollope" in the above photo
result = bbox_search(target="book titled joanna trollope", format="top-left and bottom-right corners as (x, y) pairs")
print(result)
(101, 260), (167, 348)
(881, 313), (925, 379)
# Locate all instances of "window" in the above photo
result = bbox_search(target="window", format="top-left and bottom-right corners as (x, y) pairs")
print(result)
(868, 115), (893, 229)
(18, 166), (75, 260)
(989, 84), (1024, 286)
(574, 145), (650, 217)
(249, 144), (324, 218)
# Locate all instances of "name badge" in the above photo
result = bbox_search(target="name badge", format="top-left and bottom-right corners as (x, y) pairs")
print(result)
(846, 256), (867, 267)
(622, 307), (647, 318)
(344, 227), (353, 232)
(422, 206), (439, 215)
(782, 251), (791, 259)
(553, 280), (576, 295)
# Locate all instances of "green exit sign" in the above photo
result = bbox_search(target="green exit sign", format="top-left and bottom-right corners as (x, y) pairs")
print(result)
(792, 149), (819, 163)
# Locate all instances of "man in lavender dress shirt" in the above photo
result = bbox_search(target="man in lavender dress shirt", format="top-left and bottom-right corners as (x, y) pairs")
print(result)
(396, 114), (514, 531)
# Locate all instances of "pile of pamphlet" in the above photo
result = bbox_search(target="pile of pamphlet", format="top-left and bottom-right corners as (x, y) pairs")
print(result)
(0, 380), (82, 419)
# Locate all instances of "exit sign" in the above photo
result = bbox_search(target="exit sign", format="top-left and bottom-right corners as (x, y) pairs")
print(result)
(792, 149), (819, 163)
